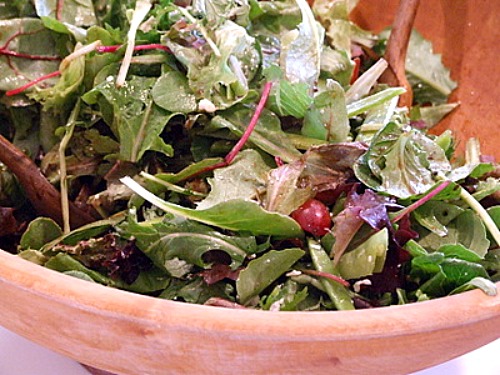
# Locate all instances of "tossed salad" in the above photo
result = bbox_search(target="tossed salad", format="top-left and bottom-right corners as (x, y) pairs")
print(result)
(0, 0), (498, 311)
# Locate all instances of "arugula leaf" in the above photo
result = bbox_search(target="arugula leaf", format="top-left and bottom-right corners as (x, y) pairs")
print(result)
(121, 177), (304, 237)
(236, 248), (305, 304)
(125, 219), (258, 272)
(160, 277), (233, 304)
(82, 75), (174, 162)
(413, 201), (465, 236)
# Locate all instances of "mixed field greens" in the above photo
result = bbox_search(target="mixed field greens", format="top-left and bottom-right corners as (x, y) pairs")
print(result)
(0, 0), (498, 311)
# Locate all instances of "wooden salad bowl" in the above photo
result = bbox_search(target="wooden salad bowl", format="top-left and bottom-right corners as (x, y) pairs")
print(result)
(0, 250), (498, 374)
(0, 1), (499, 374)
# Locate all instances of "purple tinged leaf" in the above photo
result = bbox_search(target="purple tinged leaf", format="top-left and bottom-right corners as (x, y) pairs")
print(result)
(302, 142), (368, 193)
(331, 187), (395, 264)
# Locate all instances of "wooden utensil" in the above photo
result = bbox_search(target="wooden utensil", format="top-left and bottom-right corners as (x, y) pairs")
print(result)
(379, 0), (421, 108)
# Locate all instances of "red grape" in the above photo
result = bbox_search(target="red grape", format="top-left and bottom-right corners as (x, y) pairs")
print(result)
(291, 199), (332, 237)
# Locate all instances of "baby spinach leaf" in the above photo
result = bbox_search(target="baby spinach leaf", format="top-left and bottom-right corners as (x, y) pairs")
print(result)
(236, 248), (305, 304)
(19, 217), (62, 251)
(152, 70), (197, 113)
(437, 244), (483, 263)
(449, 277), (497, 297)
(45, 253), (112, 285)
(420, 258), (489, 297)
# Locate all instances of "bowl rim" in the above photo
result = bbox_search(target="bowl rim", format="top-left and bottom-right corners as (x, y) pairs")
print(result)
(1, 248), (499, 342)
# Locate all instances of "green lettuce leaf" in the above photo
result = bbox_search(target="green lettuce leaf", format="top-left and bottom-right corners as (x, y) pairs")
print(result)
(197, 149), (270, 210)
(34, 0), (97, 27)
(418, 210), (490, 258)
(338, 227), (388, 280)
(280, 0), (324, 86)
(212, 108), (302, 163)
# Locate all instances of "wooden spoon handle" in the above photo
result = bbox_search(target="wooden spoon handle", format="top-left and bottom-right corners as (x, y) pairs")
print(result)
(0, 134), (95, 228)
(380, 0), (421, 107)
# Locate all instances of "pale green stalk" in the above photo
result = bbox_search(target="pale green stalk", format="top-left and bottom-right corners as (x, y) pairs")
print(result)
(116, 0), (152, 87)
(59, 99), (81, 234)
(459, 186), (500, 246)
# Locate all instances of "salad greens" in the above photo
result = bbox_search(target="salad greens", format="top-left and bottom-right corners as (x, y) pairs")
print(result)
(0, 0), (498, 311)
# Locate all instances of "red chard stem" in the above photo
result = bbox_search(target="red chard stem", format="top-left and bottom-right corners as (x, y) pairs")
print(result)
(6, 70), (61, 97)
